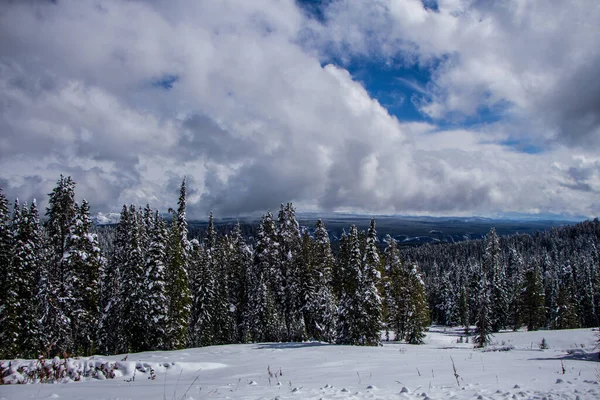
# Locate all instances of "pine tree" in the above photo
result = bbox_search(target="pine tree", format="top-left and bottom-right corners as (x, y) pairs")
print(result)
(337, 225), (362, 345)
(0, 200), (23, 358)
(522, 259), (546, 331)
(360, 218), (382, 346)
(63, 200), (103, 355)
(228, 222), (251, 343)
(165, 179), (192, 349)
(44, 176), (78, 355)
(385, 235), (407, 341)
(17, 202), (45, 358)
(483, 228), (509, 332)
(246, 212), (283, 342)
(277, 203), (306, 342)
(304, 219), (337, 342)
(474, 274), (493, 347)
(144, 210), (169, 350)
(0, 188), (12, 356)
(403, 264), (430, 344)
(188, 239), (214, 347)
(213, 233), (236, 344)
(98, 205), (128, 355)
(120, 205), (148, 352)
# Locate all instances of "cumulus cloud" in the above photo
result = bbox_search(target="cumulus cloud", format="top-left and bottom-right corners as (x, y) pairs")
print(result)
(0, 0), (598, 218)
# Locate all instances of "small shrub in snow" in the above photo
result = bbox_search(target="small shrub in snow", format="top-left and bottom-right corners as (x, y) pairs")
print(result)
(539, 338), (549, 350)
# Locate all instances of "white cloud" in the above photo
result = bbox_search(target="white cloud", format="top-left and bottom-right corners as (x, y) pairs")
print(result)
(0, 0), (598, 218)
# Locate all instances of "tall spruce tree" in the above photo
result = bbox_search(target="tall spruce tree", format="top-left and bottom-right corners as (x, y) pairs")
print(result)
(522, 258), (546, 331)
(277, 203), (306, 341)
(0, 188), (12, 355)
(360, 218), (382, 346)
(337, 225), (362, 345)
(44, 175), (78, 355)
(188, 239), (214, 347)
(228, 222), (251, 343)
(120, 205), (148, 352)
(64, 199), (103, 355)
(165, 179), (192, 349)
(98, 205), (128, 355)
(246, 212), (283, 342)
(144, 210), (169, 350)
(304, 219), (337, 342)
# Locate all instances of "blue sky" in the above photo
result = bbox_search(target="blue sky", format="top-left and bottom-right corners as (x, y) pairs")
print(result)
(0, 0), (599, 218)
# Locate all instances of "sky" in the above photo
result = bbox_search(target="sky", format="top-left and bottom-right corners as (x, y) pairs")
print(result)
(0, 0), (599, 219)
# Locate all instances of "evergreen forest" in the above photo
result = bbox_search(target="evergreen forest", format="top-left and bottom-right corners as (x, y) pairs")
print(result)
(0, 176), (598, 359)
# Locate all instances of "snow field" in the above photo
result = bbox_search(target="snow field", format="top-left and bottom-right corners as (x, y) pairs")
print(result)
(1, 326), (599, 400)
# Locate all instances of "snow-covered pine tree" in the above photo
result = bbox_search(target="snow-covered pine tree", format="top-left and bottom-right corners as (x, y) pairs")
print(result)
(554, 272), (578, 329)
(360, 218), (382, 346)
(213, 233), (236, 344)
(144, 210), (169, 350)
(63, 199), (103, 355)
(304, 219), (337, 342)
(0, 188), (12, 355)
(384, 235), (406, 341)
(506, 247), (524, 331)
(403, 263), (430, 344)
(228, 222), (251, 343)
(277, 203), (306, 342)
(98, 204), (129, 355)
(483, 228), (509, 332)
(165, 179), (192, 349)
(44, 175), (78, 355)
(337, 225), (362, 345)
(474, 272), (493, 348)
(331, 230), (348, 301)
(0, 200), (23, 358)
(119, 204), (148, 352)
(246, 212), (283, 342)
(522, 258), (546, 331)
(17, 201), (46, 358)
(188, 239), (214, 347)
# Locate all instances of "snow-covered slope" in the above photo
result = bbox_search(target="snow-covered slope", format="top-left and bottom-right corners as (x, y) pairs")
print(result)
(2, 327), (599, 400)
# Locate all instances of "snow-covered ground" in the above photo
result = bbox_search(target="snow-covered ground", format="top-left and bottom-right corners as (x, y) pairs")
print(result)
(2, 326), (599, 400)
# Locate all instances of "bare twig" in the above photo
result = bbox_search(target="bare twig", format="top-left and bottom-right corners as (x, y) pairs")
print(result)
(450, 356), (461, 387)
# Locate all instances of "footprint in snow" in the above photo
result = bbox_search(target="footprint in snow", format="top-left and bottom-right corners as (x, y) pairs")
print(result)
(249, 380), (258, 385)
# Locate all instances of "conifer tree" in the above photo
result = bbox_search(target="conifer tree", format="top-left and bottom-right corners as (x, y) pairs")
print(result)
(360, 218), (382, 346)
(188, 239), (214, 347)
(144, 210), (169, 350)
(474, 274), (493, 347)
(305, 219), (337, 342)
(64, 199), (103, 355)
(18, 202), (46, 358)
(483, 228), (509, 332)
(44, 175), (78, 355)
(246, 212), (283, 342)
(165, 179), (192, 349)
(213, 233), (236, 344)
(0, 188), (12, 352)
(403, 264), (430, 344)
(228, 222), (251, 343)
(0, 200), (24, 358)
(522, 259), (546, 331)
(98, 205), (128, 355)
(337, 225), (362, 345)
(120, 205), (148, 352)
(277, 203), (306, 341)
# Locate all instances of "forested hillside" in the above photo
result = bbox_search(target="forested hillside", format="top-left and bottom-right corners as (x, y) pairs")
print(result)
(0, 176), (598, 359)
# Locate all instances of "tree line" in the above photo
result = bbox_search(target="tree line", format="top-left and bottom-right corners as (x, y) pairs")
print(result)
(0, 176), (429, 359)
(403, 221), (600, 346)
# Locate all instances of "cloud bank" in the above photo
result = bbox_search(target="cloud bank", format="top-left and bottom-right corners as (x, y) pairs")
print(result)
(0, 0), (599, 218)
